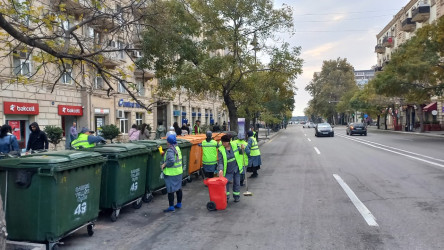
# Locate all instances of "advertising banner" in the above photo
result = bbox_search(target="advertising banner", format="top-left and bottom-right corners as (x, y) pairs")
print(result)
(8, 120), (21, 140)
(238, 118), (245, 139)
(4, 102), (39, 115)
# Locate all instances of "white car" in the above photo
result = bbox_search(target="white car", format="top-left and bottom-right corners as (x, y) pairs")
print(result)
(303, 122), (315, 128)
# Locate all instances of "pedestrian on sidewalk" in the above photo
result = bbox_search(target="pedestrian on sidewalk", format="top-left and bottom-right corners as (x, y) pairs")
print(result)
(246, 130), (261, 178)
(128, 124), (140, 141)
(0, 124), (20, 156)
(217, 134), (244, 202)
(26, 122), (49, 153)
(199, 131), (219, 179)
(70, 122), (78, 141)
(139, 123), (150, 140)
(192, 120), (201, 135)
(156, 121), (166, 139)
(161, 134), (183, 212)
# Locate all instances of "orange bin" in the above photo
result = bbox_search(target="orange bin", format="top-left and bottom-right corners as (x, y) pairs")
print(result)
(179, 133), (225, 176)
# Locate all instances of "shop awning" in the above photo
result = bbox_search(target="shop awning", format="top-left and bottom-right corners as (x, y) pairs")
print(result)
(423, 102), (437, 112)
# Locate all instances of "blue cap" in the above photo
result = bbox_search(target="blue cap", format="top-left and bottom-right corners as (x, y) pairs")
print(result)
(167, 134), (177, 144)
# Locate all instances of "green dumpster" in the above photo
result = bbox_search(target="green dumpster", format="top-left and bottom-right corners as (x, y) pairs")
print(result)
(0, 150), (105, 249)
(133, 139), (191, 202)
(87, 143), (148, 222)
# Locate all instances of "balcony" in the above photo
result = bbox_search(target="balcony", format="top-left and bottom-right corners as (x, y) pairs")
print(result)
(375, 45), (386, 54)
(382, 36), (393, 48)
(374, 66), (383, 72)
(52, 0), (92, 15)
(134, 69), (155, 80)
(411, 5), (430, 23)
(401, 18), (416, 32)
(90, 8), (121, 30)
(102, 52), (121, 68)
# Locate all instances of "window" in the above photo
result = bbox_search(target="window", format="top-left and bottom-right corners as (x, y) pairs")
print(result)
(118, 41), (125, 59)
(118, 81), (127, 93)
(136, 81), (145, 96)
(119, 112), (129, 133)
(61, 64), (72, 84)
(12, 51), (31, 76)
(94, 76), (104, 89)
(14, 0), (30, 26)
(62, 20), (70, 30)
(136, 112), (143, 126)
(86, 26), (94, 39)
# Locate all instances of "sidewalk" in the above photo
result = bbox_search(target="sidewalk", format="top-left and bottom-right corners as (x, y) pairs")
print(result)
(367, 126), (444, 138)
(257, 127), (280, 146)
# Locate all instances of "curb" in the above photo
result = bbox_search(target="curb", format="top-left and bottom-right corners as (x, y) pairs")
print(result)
(258, 130), (281, 146)
(367, 127), (444, 138)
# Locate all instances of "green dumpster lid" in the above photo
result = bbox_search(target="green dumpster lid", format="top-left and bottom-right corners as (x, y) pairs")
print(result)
(90, 143), (149, 155)
(133, 140), (168, 151)
(0, 150), (105, 169)
(176, 139), (192, 147)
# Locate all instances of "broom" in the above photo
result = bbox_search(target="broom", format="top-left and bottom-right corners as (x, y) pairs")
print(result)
(242, 148), (253, 196)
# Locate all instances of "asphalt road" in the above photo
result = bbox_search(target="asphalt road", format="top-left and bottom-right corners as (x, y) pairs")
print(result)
(62, 125), (444, 250)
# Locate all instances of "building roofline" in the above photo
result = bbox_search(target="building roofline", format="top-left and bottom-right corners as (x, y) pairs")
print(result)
(376, 0), (419, 39)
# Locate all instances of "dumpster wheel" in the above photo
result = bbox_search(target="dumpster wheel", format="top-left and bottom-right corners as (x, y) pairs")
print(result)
(182, 179), (187, 186)
(110, 209), (120, 222)
(132, 198), (143, 209)
(87, 224), (94, 236)
(206, 201), (216, 211)
(142, 193), (153, 203)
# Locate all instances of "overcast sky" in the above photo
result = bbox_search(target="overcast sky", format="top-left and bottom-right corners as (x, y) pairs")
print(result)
(273, 0), (410, 116)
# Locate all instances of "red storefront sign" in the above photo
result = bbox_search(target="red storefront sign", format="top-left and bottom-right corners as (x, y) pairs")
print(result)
(58, 105), (83, 116)
(4, 102), (39, 115)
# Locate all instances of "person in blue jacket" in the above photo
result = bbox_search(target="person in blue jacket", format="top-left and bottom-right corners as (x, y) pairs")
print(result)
(0, 124), (20, 155)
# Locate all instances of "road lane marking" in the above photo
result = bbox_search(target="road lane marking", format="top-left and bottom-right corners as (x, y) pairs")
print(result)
(333, 174), (379, 227)
(307, 138), (311, 142)
(337, 135), (444, 168)
(314, 147), (320, 154)
(304, 134), (307, 137)
(337, 135), (444, 163)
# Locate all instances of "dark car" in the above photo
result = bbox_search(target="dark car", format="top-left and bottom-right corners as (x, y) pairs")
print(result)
(315, 123), (334, 137)
(346, 123), (367, 136)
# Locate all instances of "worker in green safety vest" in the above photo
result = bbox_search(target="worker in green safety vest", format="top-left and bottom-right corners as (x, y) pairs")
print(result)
(217, 134), (244, 203)
(192, 120), (201, 135)
(233, 135), (248, 186)
(199, 131), (219, 178)
(71, 127), (105, 149)
(246, 130), (262, 178)
(161, 134), (183, 213)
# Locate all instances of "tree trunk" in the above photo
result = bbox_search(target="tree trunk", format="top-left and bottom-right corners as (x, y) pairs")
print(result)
(384, 113), (388, 130)
(416, 103), (425, 132)
(0, 193), (6, 249)
(224, 93), (238, 132)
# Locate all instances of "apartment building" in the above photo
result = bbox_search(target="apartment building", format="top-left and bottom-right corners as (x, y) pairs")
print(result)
(354, 70), (375, 88)
(0, 0), (225, 150)
(374, 0), (443, 130)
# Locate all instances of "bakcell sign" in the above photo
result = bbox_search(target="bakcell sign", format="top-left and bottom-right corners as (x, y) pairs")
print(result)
(58, 105), (83, 116)
(4, 102), (39, 115)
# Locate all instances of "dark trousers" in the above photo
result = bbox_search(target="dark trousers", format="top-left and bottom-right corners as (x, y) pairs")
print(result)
(168, 189), (182, 207)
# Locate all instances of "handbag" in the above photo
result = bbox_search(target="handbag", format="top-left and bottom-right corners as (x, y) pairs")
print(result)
(8, 135), (20, 156)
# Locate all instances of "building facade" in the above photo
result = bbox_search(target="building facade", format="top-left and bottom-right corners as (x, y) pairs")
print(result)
(0, 0), (226, 151)
(354, 70), (375, 88)
(374, 0), (444, 130)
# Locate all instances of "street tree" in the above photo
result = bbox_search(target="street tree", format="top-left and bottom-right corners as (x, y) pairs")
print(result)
(372, 16), (444, 132)
(141, 0), (303, 132)
(0, 0), (174, 110)
(305, 58), (357, 124)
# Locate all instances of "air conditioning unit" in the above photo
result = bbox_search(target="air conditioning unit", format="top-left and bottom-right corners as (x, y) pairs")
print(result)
(116, 110), (125, 119)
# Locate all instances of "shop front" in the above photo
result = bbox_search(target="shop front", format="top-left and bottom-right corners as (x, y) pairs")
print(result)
(3, 101), (39, 150)
(58, 105), (83, 148)
(94, 108), (110, 136)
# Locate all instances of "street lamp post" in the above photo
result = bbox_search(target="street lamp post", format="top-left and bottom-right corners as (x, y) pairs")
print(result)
(251, 32), (260, 130)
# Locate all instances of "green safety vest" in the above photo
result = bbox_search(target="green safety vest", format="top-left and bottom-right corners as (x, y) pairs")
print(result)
(163, 146), (183, 176)
(234, 139), (248, 167)
(253, 131), (256, 138)
(202, 140), (218, 165)
(192, 124), (200, 135)
(249, 136), (261, 157)
(218, 141), (244, 176)
(71, 133), (95, 149)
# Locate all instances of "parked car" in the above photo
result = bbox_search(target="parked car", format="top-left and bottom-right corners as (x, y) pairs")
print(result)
(346, 123), (367, 136)
(315, 123), (334, 137)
